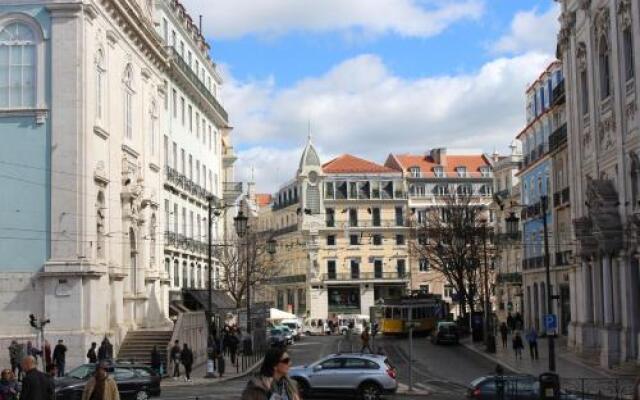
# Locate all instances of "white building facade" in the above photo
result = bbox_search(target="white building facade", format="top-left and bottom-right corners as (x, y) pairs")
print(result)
(557, 0), (640, 368)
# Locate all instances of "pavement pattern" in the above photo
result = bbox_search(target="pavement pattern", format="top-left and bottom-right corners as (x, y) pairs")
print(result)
(158, 333), (502, 400)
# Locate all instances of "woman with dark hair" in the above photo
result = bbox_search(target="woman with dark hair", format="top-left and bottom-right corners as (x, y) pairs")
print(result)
(81, 361), (119, 400)
(241, 347), (299, 400)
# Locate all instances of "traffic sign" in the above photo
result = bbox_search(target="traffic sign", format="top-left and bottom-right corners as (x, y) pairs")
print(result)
(544, 314), (557, 334)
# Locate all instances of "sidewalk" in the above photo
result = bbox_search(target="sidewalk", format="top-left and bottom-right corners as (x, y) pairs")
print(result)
(462, 334), (613, 379)
(161, 353), (262, 388)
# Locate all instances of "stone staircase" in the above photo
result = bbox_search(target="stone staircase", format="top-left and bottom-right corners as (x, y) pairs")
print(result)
(117, 330), (173, 366)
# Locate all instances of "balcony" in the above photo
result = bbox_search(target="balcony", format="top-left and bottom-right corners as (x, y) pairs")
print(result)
(164, 231), (209, 255)
(325, 219), (411, 229)
(523, 256), (544, 270)
(549, 123), (567, 152)
(168, 47), (228, 122)
(496, 272), (522, 285)
(165, 166), (215, 203)
(553, 187), (570, 207)
(223, 181), (243, 202)
(555, 250), (573, 266)
(322, 271), (409, 282)
(521, 201), (542, 220)
(551, 79), (565, 106)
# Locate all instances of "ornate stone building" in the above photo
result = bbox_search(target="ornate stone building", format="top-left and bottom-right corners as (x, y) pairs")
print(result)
(557, 0), (640, 367)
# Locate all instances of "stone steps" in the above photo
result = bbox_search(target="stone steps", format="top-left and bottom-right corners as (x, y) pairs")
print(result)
(117, 330), (173, 365)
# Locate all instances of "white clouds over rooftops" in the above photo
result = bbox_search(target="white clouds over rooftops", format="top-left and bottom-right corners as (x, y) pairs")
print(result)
(182, 0), (484, 39)
(492, 4), (560, 55)
(225, 51), (554, 192)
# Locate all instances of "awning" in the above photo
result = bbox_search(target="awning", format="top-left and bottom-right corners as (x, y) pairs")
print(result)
(182, 289), (237, 312)
(269, 308), (297, 320)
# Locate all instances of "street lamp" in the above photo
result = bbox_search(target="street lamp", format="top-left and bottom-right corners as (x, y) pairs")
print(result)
(266, 238), (277, 255)
(234, 210), (252, 345)
(479, 220), (496, 353)
(234, 210), (249, 239)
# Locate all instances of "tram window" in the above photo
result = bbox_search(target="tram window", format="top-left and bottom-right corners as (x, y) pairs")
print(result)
(385, 308), (392, 318)
(411, 309), (417, 320)
(401, 308), (408, 319)
(393, 308), (401, 319)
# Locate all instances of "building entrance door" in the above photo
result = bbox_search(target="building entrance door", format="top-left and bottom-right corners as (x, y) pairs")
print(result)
(560, 284), (571, 336)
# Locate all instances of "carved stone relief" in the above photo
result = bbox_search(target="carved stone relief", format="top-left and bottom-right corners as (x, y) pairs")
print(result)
(617, 0), (632, 29)
(598, 114), (617, 151)
(626, 100), (637, 127)
(594, 7), (610, 41)
(576, 43), (588, 71)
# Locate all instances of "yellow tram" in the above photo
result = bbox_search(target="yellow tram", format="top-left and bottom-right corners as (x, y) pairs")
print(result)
(372, 294), (449, 335)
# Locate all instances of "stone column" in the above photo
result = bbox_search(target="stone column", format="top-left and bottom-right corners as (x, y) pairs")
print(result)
(592, 258), (603, 325)
(602, 254), (613, 325)
(612, 255), (622, 326)
(583, 261), (594, 323)
(568, 267), (579, 347)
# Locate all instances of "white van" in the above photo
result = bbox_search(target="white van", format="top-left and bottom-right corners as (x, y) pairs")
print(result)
(280, 318), (303, 340)
(337, 314), (370, 335)
(302, 318), (326, 336)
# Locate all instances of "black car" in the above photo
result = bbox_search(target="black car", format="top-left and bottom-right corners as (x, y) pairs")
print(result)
(55, 363), (161, 400)
(431, 322), (460, 345)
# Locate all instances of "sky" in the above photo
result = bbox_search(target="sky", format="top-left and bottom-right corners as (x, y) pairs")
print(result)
(180, 0), (561, 192)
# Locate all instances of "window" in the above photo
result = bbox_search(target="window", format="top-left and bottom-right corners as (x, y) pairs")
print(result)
(434, 167), (444, 177)
(374, 259), (383, 278)
(409, 166), (421, 177)
(349, 209), (358, 227)
(162, 18), (168, 42)
(188, 105), (193, 131)
(372, 208), (381, 226)
(188, 155), (193, 180)
(349, 234), (359, 246)
(326, 208), (335, 227)
(580, 69), (589, 115)
(396, 234), (405, 246)
(95, 49), (104, 120)
(173, 260), (179, 287)
(123, 65), (133, 139)
(396, 259), (406, 277)
(320, 358), (343, 370)
(0, 22), (37, 108)
(149, 101), (157, 155)
(327, 260), (336, 280)
(350, 260), (360, 279)
(196, 160), (200, 185)
(325, 182), (335, 199)
(344, 359), (378, 369)
(181, 207), (186, 235)
(171, 30), (176, 47)
(196, 111), (200, 138)
(456, 167), (467, 177)
(187, 50), (192, 67)
(180, 96), (185, 125)
(395, 207), (404, 226)
(419, 258), (429, 272)
(419, 284), (429, 293)
(418, 233), (428, 245)
(599, 36), (611, 99)
(327, 235), (336, 246)
(623, 27), (635, 81)
(173, 204), (178, 233)
(444, 285), (454, 298)
(372, 234), (382, 246)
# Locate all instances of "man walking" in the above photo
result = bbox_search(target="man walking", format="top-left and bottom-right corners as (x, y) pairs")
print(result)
(20, 356), (54, 400)
(52, 339), (67, 377)
(499, 322), (509, 349)
(360, 328), (372, 353)
(8, 341), (21, 380)
(170, 340), (181, 379)
(180, 343), (193, 382)
(87, 342), (98, 364)
(526, 328), (539, 360)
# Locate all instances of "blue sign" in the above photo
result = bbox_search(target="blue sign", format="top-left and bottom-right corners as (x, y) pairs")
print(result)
(544, 314), (557, 333)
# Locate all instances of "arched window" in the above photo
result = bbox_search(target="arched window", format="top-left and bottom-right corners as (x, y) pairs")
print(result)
(149, 213), (156, 268)
(630, 152), (640, 208)
(598, 36), (611, 99)
(190, 262), (195, 288)
(196, 264), (201, 288)
(0, 22), (36, 108)
(96, 192), (106, 259)
(164, 258), (170, 277)
(182, 261), (188, 288)
(123, 64), (134, 139)
(95, 48), (105, 120)
(623, 26), (635, 81)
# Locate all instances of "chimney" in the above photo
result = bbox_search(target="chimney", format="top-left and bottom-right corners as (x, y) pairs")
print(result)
(430, 148), (447, 166)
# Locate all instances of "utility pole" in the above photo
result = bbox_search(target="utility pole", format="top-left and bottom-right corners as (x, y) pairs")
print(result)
(482, 223), (496, 353)
(206, 196), (215, 378)
(541, 195), (556, 372)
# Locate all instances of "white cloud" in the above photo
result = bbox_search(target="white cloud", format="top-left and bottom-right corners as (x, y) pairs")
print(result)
(180, 0), (484, 39)
(224, 52), (555, 192)
(492, 4), (560, 55)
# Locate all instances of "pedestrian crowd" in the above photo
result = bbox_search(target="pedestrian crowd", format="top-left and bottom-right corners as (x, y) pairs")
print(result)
(497, 312), (540, 361)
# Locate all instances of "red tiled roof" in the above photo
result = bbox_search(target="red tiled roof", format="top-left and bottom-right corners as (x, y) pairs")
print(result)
(255, 194), (272, 207)
(322, 154), (397, 174)
(389, 154), (490, 173)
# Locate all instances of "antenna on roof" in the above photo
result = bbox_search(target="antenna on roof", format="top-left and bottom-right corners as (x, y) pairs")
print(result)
(199, 15), (202, 33)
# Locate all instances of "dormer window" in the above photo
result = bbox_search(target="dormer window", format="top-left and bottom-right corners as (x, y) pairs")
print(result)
(409, 166), (421, 178)
(456, 167), (467, 177)
(434, 166), (444, 178)
(480, 167), (492, 177)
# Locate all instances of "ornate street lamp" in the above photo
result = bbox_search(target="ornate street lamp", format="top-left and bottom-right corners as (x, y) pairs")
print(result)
(234, 210), (249, 238)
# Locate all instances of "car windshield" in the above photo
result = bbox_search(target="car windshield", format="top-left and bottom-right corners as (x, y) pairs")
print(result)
(270, 329), (282, 335)
(67, 364), (96, 379)
(283, 323), (296, 329)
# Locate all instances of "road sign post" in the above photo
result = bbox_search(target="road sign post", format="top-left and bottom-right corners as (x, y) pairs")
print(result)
(544, 314), (558, 336)
(406, 320), (420, 392)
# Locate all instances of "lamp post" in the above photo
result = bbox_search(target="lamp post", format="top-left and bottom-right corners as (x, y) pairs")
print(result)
(480, 221), (496, 353)
(234, 211), (249, 335)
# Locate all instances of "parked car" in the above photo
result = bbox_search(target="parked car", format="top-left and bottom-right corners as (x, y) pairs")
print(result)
(276, 325), (295, 344)
(289, 353), (397, 400)
(302, 318), (326, 336)
(337, 314), (369, 335)
(55, 362), (161, 400)
(431, 321), (460, 345)
(280, 319), (302, 340)
(467, 375), (578, 400)
(268, 328), (287, 347)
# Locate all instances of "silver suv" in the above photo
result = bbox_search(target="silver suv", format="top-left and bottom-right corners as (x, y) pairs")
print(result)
(289, 353), (398, 400)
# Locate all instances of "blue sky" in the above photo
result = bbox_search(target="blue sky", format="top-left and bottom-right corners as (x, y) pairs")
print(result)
(182, 0), (560, 191)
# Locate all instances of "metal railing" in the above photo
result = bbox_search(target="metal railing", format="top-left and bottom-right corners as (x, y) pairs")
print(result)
(165, 166), (215, 202)
(552, 78), (565, 106)
(168, 47), (228, 122)
(322, 271), (409, 281)
(326, 219), (411, 229)
(549, 123), (568, 152)
(164, 231), (209, 255)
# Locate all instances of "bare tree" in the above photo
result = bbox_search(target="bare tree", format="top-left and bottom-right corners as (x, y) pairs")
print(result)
(215, 232), (280, 309)
(412, 193), (490, 321)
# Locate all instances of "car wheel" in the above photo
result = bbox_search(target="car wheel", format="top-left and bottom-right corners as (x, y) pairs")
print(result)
(359, 382), (382, 400)
(135, 390), (149, 400)
(305, 331), (311, 336)
(294, 378), (311, 398)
